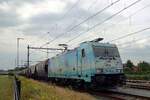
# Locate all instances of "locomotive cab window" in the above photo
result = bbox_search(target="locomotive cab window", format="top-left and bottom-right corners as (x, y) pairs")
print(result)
(81, 49), (85, 57)
(93, 46), (119, 57)
(45, 65), (48, 73)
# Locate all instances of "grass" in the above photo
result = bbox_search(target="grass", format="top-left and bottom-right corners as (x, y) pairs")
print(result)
(0, 75), (13, 100)
(126, 74), (150, 80)
(124, 70), (150, 80)
(19, 77), (96, 100)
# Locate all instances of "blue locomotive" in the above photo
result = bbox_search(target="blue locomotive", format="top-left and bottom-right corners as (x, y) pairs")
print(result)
(21, 38), (125, 88)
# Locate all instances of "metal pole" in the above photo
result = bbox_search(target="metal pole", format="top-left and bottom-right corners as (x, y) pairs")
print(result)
(17, 38), (19, 68)
(17, 38), (24, 68)
(46, 45), (48, 58)
(27, 45), (30, 67)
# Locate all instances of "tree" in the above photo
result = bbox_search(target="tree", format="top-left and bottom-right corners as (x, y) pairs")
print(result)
(14, 66), (27, 71)
(126, 60), (134, 69)
(137, 61), (150, 72)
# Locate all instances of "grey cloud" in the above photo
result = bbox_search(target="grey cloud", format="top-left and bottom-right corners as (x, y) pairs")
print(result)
(0, 0), (150, 70)
(0, 52), (16, 70)
(0, 0), (41, 5)
(120, 46), (150, 64)
(0, 10), (22, 27)
(22, 5), (114, 38)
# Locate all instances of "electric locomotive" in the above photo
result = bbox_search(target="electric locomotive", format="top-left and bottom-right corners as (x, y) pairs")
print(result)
(20, 38), (125, 88)
(48, 38), (125, 87)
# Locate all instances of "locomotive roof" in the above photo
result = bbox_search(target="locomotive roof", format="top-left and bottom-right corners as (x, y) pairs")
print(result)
(52, 42), (117, 58)
(27, 41), (118, 67)
(81, 41), (117, 47)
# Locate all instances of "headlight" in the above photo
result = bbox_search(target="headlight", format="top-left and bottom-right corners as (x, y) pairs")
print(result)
(120, 69), (123, 73)
(96, 68), (103, 73)
(117, 69), (123, 73)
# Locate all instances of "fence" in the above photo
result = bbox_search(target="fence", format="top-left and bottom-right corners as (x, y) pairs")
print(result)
(14, 76), (21, 100)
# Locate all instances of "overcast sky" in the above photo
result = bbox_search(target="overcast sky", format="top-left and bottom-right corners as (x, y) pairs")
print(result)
(0, 0), (150, 70)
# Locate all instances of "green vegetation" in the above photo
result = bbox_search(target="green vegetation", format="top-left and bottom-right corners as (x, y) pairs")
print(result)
(19, 77), (96, 100)
(0, 75), (13, 100)
(8, 66), (27, 75)
(138, 61), (150, 71)
(126, 74), (150, 80)
(124, 60), (150, 80)
(126, 60), (134, 69)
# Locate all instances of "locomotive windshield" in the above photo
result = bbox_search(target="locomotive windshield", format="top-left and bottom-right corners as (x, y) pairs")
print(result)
(93, 46), (119, 57)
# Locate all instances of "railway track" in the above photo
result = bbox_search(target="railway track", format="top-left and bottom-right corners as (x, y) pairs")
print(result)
(27, 78), (150, 100)
(125, 80), (150, 90)
(91, 91), (148, 100)
(75, 86), (149, 100)
(97, 80), (150, 100)
(106, 87), (150, 100)
(51, 81), (150, 100)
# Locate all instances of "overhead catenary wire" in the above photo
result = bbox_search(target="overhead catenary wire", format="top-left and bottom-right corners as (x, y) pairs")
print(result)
(67, 0), (98, 32)
(117, 35), (150, 54)
(86, 0), (100, 31)
(29, 0), (81, 54)
(118, 34), (150, 47)
(28, 0), (80, 48)
(28, 49), (59, 62)
(59, 0), (81, 21)
(30, 49), (60, 54)
(109, 27), (150, 42)
(29, 0), (100, 57)
(69, 26), (149, 49)
(27, 0), (145, 63)
(30, 32), (50, 47)
(40, 0), (121, 47)
(96, 2), (150, 36)
(65, 0), (120, 34)
(68, 3), (150, 47)
(65, 0), (142, 44)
